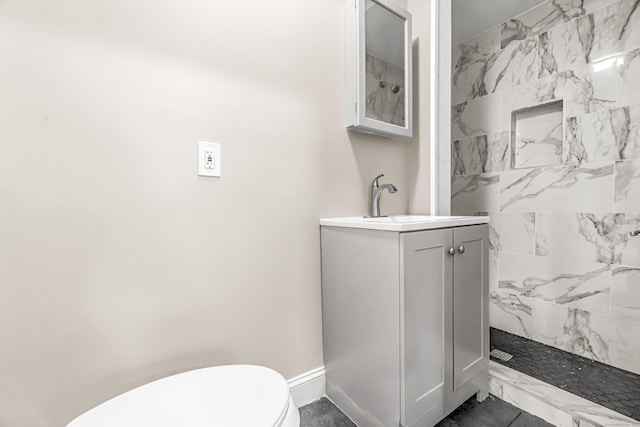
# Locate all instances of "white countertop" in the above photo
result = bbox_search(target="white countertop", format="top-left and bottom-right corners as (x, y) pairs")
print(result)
(319, 215), (489, 232)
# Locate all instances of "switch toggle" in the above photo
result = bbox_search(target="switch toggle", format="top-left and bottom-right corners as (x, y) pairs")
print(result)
(198, 141), (221, 177)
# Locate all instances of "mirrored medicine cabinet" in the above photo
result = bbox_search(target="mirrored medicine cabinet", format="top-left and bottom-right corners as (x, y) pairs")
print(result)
(346, 0), (412, 138)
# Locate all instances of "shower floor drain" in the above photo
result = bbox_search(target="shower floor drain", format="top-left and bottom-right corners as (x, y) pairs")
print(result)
(490, 349), (513, 362)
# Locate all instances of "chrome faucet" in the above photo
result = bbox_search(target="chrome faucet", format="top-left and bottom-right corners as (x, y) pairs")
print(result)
(370, 174), (398, 217)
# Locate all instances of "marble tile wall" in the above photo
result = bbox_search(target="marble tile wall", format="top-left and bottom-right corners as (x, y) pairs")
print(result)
(452, 0), (640, 376)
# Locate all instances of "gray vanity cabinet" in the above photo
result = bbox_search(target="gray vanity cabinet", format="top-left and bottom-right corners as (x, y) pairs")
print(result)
(451, 225), (490, 391)
(321, 223), (489, 427)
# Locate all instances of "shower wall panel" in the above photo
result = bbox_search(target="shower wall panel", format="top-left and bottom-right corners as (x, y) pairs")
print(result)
(451, 0), (640, 375)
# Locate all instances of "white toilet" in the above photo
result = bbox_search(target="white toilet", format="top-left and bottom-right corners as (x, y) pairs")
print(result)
(67, 365), (300, 427)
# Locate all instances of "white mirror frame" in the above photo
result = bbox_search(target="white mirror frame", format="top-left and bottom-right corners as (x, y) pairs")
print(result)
(345, 0), (413, 138)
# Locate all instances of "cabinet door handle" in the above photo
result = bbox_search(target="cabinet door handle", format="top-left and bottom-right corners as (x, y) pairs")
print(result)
(457, 245), (465, 254)
(448, 247), (456, 256)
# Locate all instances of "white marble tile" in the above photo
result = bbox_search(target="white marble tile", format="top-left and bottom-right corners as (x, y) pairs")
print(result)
(577, 413), (640, 427)
(582, 0), (620, 14)
(532, 300), (607, 361)
(615, 157), (640, 212)
(486, 38), (539, 94)
(501, 1), (571, 49)
(557, 67), (618, 117)
(452, 131), (509, 176)
(499, 252), (611, 314)
(501, 66), (616, 130)
(531, 214), (565, 257)
(552, 0), (621, 18)
(490, 132), (513, 173)
(453, 25), (501, 70)
(514, 102), (564, 168)
(617, 48), (640, 108)
(563, 118), (583, 166)
(489, 371), (575, 427)
(500, 0), (617, 51)
(489, 249), (499, 292)
(566, 105), (640, 164)
(452, 93), (503, 140)
(451, 173), (501, 213)
(611, 264), (640, 318)
(490, 289), (534, 339)
(563, 110), (620, 165)
(535, 212), (640, 265)
(500, 163), (614, 213)
(619, 217), (640, 266)
(490, 364), (574, 427)
(538, 10), (631, 76)
(453, 38), (539, 105)
(538, 19), (591, 77)
(451, 61), (485, 106)
(585, 53), (621, 109)
(502, 75), (553, 130)
(532, 299), (640, 375)
(489, 362), (640, 427)
(552, 0), (587, 18)
(586, 0), (640, 63)
(489, 212), (536, 254)
(563, 113), (617, 165)
(593, 313), (640, 376)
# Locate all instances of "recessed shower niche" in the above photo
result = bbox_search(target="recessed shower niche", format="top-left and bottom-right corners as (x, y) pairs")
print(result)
(511, 101), (563, 169)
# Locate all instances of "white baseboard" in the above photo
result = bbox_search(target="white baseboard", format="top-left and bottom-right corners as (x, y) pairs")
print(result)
(287, 366), (325, 408)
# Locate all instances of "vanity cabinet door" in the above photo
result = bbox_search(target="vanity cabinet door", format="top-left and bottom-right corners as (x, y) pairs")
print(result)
(400, 229), (453, 427)
(452, 225), (489, 391)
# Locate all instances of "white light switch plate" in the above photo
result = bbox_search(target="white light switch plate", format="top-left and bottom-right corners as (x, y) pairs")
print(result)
(198, 141), (221, 177)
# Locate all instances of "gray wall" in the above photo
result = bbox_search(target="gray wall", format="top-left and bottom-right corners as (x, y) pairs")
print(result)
(451, 0), (640, 375)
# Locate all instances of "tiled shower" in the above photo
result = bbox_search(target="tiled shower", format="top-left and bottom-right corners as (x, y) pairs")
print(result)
(450, 0), (640, 377)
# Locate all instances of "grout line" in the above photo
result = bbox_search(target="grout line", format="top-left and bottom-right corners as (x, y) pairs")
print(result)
(506, 411), (524, 427)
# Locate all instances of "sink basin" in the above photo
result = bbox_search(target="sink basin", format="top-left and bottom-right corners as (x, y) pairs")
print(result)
(319, 215), (489, 232)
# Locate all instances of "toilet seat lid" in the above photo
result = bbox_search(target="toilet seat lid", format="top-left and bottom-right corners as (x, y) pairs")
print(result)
(68, 365), (292, 427)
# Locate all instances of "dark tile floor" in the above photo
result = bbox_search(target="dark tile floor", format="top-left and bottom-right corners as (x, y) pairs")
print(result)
(490, 328), (640, 420)
(300, 329), (640, 425)
(300, 395), (552, 427)
(434, 395), (552, 427)
(299, 397), (355, 427)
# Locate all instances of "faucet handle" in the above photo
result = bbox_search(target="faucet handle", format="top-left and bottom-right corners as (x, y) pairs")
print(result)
(372, 174), (384, 188)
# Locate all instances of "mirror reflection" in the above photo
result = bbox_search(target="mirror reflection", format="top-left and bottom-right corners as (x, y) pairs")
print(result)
(364, 0), (406, 127)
